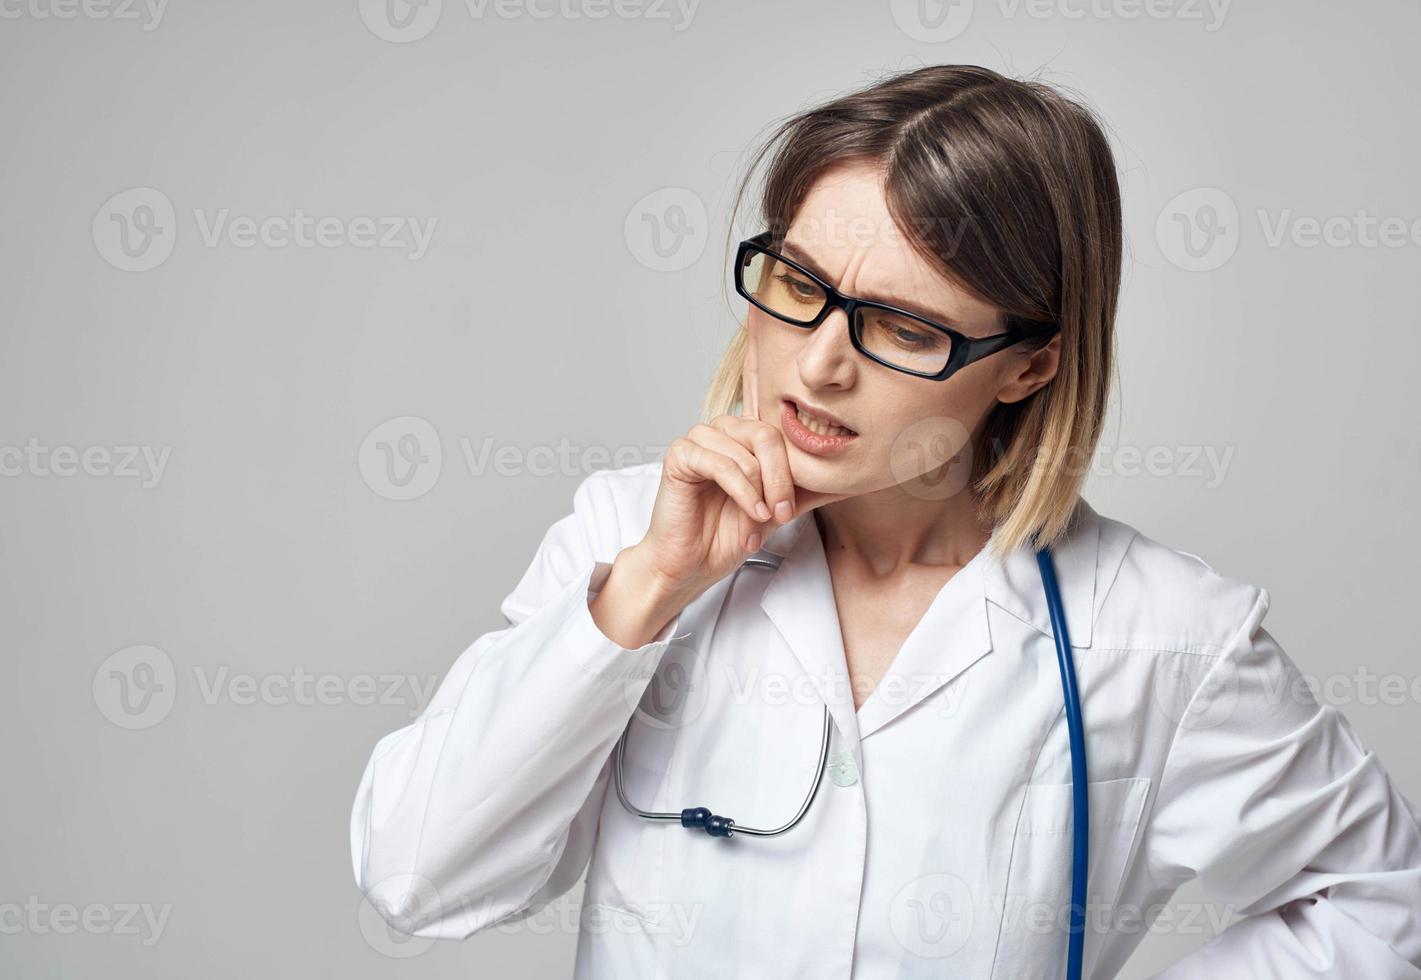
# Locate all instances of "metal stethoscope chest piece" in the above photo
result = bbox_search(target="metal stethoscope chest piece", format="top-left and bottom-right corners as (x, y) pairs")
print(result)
(613, 551), (836, 839)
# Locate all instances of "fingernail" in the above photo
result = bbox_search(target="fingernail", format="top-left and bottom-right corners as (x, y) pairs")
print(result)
(755, 501), (771, 521)
(746, 532), (762, 552)
(774, 500), (792, 522)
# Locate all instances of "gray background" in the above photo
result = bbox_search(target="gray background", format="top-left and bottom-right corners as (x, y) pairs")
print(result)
(2, 0), (1418, 976)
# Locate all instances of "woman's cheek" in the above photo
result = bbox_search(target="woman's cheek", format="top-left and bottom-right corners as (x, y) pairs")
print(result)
(883, 412), (977, 500)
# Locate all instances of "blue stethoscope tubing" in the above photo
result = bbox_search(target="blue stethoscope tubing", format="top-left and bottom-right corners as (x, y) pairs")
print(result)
(1036, 544), (1089, 980)
(613, 544), (1089, 980)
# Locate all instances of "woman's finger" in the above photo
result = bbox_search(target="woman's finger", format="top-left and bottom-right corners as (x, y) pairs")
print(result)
(666, 437), (772, 525)
(686, 424), (770, 519)
(709, 414), (795, 522)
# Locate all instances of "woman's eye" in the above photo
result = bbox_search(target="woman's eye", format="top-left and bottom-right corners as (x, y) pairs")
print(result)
(774, 273), (819, 299)
(882, 322), (933, 348)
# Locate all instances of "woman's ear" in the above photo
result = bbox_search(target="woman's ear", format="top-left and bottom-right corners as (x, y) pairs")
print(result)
(996, 334), (1061, 405)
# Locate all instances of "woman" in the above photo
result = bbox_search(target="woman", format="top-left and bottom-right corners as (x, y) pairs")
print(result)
(350, 65), (1421, 978)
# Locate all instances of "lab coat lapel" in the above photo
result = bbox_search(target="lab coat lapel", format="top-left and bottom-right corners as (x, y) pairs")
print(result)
(856, 497), (1104, 738)
(980, 496), (1102, 647)
(757, 496), (1106, 744)
(758, 513), (863, 746)
(854, 550), (993, 740)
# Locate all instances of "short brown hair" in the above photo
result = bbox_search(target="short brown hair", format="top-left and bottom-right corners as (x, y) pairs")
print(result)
(701, 64), (1123, 558)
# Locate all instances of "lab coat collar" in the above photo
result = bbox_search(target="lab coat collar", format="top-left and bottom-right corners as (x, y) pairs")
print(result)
(754, 496), (1105, 743)
(980, 495), (1103, 650)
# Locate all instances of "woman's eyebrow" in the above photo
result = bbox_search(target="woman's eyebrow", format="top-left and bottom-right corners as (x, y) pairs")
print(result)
(780, 239), (965, 328)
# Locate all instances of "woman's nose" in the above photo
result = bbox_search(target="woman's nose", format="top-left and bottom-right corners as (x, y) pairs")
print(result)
(797, 307), (858, 386)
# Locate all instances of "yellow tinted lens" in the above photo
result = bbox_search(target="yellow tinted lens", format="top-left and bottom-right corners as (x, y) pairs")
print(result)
(741, 250), (825, 323)
(856, 307), (953, 374)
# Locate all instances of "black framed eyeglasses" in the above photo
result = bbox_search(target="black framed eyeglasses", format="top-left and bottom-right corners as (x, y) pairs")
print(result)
(733, 231), (1060, 381)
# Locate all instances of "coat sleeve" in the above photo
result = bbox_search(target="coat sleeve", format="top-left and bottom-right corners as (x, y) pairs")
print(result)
(1146, 589), (1421, 978)
(349, 468), (687, 938)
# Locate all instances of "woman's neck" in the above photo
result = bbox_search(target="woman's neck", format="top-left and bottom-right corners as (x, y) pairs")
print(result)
(813, 483), (992, 579)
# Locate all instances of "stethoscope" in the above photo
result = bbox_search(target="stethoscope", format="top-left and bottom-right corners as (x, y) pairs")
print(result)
(614, 544), (1089, 980)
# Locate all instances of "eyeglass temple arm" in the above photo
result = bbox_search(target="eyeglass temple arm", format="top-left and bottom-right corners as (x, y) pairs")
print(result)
(958, 320), (1059, 368)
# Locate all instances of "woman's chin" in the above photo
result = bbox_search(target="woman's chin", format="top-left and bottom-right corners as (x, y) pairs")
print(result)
(789, 456), (875, 495)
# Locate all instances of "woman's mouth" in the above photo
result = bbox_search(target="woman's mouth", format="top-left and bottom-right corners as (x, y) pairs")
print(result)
(781, 399), (858, 457)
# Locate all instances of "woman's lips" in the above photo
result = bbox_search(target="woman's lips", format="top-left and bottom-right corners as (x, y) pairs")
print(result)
(781, 399), (859, 457)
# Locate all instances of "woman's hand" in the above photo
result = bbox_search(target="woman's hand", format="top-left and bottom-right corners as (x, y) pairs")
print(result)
(592, 328), (855, 648)
(629, 421), (838, 599)
(626, 328), (853, 601)
(588, 409), (841, 644)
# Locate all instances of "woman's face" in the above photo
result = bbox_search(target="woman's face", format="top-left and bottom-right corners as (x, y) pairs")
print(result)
(746, 159), (1059, 500)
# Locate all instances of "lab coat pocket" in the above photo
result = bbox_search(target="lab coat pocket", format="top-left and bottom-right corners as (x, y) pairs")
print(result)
(989, 776), (1151, 980)
(588, 712), (676, 914)
(582, 589), (730, 940)
(580, 812), (670, 979)
(581, 699), (683, 940)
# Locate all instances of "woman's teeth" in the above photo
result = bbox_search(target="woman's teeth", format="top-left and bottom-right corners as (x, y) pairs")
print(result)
(796, 407), (854, 437)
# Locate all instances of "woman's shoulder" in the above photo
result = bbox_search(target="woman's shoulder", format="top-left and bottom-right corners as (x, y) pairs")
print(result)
(1085, 502), (1271, 657)
(572, 472), (1274, 656)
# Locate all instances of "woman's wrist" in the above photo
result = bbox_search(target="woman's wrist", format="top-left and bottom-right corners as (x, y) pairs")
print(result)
(588, 544), (702, 650)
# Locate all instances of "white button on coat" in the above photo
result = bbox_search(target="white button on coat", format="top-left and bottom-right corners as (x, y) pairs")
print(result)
(827, 749), (859, 787)
(351, 461), (1421, 979)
